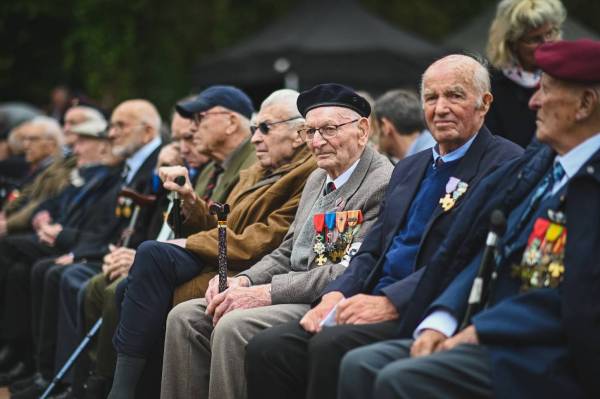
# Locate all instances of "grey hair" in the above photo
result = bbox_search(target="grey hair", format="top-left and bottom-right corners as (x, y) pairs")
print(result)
(260, 89), (305, 129)
(30, 116), (64, 147)
(420, 54), (491, 108)
(374, 89), (425, 135)
(487, 0), (566, 69)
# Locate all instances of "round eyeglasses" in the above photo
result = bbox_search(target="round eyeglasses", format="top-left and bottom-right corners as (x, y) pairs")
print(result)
(297, 119), (360, 141)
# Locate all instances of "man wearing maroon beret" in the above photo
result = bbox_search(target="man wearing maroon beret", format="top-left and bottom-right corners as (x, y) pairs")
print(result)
(334, 39), (600, 399)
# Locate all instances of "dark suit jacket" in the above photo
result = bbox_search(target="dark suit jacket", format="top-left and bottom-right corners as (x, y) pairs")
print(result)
(421, 146), (600, 399)
(321, 126), (523, 312)
(71, 145), (162, 260)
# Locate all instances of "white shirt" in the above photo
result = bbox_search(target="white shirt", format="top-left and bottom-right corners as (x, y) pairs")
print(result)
(415, 132), (600, 339)
(325, 158), (360, 191)
(124, 136), (162, 185)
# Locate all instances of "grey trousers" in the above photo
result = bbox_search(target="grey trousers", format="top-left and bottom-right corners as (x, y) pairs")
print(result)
(160, 298), (309, 399)
(339, 339), (493, 399)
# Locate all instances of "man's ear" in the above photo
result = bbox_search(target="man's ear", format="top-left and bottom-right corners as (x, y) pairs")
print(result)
(225, 113), (240, 135)
(479, 92), (493, 113)
(357, 117), (370, 146)
(379, 117), (395, 137)
(575, 87), (599, 121)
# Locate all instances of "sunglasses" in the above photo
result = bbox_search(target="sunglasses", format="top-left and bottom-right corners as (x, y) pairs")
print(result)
(250, 116), (303, 135)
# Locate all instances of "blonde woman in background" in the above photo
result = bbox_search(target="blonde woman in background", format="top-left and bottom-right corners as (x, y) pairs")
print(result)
(485, 0), (565, 148)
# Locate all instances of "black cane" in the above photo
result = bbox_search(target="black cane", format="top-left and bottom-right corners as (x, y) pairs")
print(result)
(209, 202), (230, 293)
(460, 210), (507, 330)
(39, 318), (103, 399)
(170, 175), (186, 239)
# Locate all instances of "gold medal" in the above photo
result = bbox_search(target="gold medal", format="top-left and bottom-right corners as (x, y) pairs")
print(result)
(439, 194), (455, 211)
(123, 205), (132, 218)
(316, 254), (327, 266)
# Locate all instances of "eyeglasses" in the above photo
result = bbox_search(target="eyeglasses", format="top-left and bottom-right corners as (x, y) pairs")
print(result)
(192, 111), (230, 126)
(519, 26), (560, 46)
(297, 119), (360, 141)
(250, 116), (303, 135)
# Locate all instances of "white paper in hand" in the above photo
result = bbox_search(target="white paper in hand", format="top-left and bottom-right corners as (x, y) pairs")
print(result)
(319, 304), (339, 328)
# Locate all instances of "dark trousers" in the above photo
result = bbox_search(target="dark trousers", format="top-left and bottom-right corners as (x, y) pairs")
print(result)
(54, 262), (101, 380)
(339, 340), (492, 399)
(31, 259), (68, 378)
(245, 319), (399, 399)
(0, 234), (58, 343)
(113, 241), (203, 358)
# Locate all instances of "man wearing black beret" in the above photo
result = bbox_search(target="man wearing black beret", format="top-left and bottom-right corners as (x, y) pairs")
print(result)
(335, 39), (600, 399)
(245, 55), (523, 399)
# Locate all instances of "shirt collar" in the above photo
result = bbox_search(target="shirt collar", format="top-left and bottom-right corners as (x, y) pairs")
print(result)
(325, 157), (361, 190)
(431, 132), (478, 168)
(125, 136), (162, 185)
(555, 132), (600, 180)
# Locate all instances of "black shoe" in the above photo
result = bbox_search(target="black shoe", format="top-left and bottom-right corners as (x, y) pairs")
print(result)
(0, 361), (32, 386)
(10, 376), (52, 399)
(47, 385), (73, 399)
(0, 344), (18, 371)
(83, 375), (111, 399)
(9, 371), (40, 393)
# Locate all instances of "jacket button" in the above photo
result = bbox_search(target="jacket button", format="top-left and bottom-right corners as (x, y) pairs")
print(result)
(587, 166), (595, 174)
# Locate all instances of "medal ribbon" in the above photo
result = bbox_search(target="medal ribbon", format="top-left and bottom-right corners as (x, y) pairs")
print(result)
(313, 213), (325, 233)
(336, 211), (348, 233)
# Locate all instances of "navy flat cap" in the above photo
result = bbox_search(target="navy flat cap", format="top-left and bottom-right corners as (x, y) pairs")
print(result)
(297, 83), (371, 118)
(176, 85), (254, 119)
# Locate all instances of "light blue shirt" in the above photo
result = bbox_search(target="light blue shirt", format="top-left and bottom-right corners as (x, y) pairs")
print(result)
(125, 136), (162, 185)
(415, 132), (600, 339)
(431, 132), (478, 169)
(406, 130), (436, 158)
(325, 157), (360, 190)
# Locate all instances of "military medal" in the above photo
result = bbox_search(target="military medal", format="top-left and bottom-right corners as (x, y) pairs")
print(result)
(324, 212), (337, 252)
(511, 210), (567, 291)
(313, 213), (326, 255)
(439, 177), (468, 212)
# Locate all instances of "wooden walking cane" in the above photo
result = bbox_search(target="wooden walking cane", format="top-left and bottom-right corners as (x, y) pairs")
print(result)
(209, 202), (230, 293)
(40, 188), (156, 399)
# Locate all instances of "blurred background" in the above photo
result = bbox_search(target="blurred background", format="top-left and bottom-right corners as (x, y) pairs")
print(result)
(1, 0), (598, 116)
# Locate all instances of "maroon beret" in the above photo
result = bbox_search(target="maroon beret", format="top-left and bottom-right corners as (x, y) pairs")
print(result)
(535, 39), (600, 84)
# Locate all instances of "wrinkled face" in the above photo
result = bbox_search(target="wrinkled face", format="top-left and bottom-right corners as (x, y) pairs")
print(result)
(422, 63), (488, 153)
(251, 105), (302, 169)
(304, 106), (368, 178)
(191, 106), (231, 158)
(63, 108), (88, 147)
(171, 114), (207, 168)
(22, 123), (56, 164)
(73, 136), (108, 167)
(514, 23), (559, 71)
(529, 74), (579, 153)
(108, 104), (148, 158)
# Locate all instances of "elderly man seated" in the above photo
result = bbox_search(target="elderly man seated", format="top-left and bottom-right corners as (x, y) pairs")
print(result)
(337, 39), (600, 399)
(244, 54), (523, 399)
(106, 88), (319, 399)
(158, 83), (394, 399)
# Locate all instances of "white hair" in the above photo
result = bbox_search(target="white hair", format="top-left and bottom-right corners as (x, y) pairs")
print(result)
(260, 89), (305, 129)
(30, 116), (64, 147)
(420, 54), (491, 108)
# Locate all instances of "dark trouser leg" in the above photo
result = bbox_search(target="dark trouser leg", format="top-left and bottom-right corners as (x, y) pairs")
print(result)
(340, 340), (492, 399)
(37, 264), (68, 379)
(305, 320), (399, 399)
(54, 262), (101, 382)
(113, 241), (204, 358)
(246, 321), (311, 399)
(30, 258), (58, 347)
(245, 319), (399, 399)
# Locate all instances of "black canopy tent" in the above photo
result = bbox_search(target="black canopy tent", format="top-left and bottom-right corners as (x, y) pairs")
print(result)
(190, 0), (446, 102)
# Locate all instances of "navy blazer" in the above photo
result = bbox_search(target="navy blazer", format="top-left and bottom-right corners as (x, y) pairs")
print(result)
(321, 126), (523, 311)
(71, 145), (162, 260)
(421, 146), (600, 399)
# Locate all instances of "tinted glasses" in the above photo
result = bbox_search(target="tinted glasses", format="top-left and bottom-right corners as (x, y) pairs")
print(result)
(250, 116), (303, 135)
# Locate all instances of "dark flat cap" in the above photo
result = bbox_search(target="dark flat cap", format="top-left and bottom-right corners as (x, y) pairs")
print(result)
(176, 85), (254, 119)
(297, 83), (371, 118)
(535, 39), (600, 84)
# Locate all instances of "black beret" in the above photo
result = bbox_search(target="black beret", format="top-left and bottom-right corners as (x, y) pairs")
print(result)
(297, 83), (371, 118)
